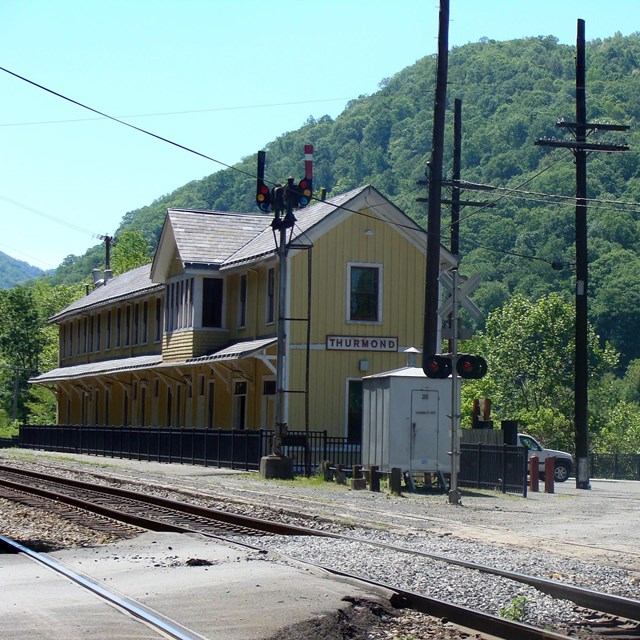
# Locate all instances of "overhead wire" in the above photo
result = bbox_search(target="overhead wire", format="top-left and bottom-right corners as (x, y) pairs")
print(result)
(0, 66), (257, 181)
(0, 97), (352, 128)
(0, 66), (629, 271)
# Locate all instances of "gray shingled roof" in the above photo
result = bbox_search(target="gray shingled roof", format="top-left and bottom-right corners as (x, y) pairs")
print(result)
(221, 185), (370, 269)
(29, 338), (275, 383)
(167, 208), (271, 266)
(50, 264), (162, 323)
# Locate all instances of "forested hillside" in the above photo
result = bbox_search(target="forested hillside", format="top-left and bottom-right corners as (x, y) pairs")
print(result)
(16, 33), (640, 451)
(0, 251), (43, 289)
(48, 34), (640, 369)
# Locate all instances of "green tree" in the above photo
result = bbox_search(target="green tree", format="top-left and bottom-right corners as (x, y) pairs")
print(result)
(461, 293), (618, 450)
(0, 281), (82, 425)
(111, 230), (153, 276)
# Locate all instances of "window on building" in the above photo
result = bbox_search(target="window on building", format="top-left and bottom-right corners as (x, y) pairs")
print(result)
(202, 278), (223, 328)
(347, 380), (364, 444)
(88, 316), (94, 353)
(116, 309), (122, 348)
(125, 306), (131, 346)
(238, 274), (247, 327)
(142, 301), (148, 344)
(233, 381), (247, 429)
(96, 315), (101, 352)
(348, 264), (381, 322)
(155, 298), (162, 342)
(106, 311), (112, 350)
(266, 268), (275, 324)
(133, 303), (140, 344)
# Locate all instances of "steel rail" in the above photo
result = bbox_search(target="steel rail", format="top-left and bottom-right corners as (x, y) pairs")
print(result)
(329, 534), (640, 623)
(3, 464), (638, 629)
(0, 533), (207, 640)
(308, 561), (575, 640)
(0, 465), (335, 538)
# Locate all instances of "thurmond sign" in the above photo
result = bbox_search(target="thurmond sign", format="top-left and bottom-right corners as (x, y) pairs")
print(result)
(326, 336), (398, 352)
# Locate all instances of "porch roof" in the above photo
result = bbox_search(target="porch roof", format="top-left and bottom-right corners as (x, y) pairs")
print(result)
(185, 336), (277, 363)
(29, 354), (163, 383)
(29, 337), (277, 384)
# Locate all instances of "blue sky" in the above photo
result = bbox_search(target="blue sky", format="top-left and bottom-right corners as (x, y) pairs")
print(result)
(1, 0), (638, 269)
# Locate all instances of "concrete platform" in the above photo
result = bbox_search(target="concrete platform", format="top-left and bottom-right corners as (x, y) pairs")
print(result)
(0, 531), (381, 640)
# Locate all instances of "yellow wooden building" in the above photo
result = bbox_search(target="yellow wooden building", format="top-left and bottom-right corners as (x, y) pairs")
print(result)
(31, 185), (454, 441)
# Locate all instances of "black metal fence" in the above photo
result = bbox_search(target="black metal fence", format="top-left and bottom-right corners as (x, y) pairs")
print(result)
(591, 452), (640, 480)
(18, 425), (264, 470)
(458, 442), (529, 496)
(12, 425), (363, 473)
(6, 425), (639, 486)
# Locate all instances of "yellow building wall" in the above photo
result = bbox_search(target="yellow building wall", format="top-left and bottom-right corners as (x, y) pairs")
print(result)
(285, 208), (426, 434)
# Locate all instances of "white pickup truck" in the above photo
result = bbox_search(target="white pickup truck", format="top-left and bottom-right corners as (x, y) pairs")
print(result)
(517, 433), (574, 482)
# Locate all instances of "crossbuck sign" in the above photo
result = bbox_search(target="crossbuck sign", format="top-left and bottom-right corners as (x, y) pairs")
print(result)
(437, 270), (483, 322)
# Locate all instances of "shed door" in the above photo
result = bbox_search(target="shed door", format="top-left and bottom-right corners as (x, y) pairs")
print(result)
(410, 389), (441, 471)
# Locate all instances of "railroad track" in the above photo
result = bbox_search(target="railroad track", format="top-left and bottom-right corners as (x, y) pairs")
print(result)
(1, 464), (638, 639)
(0, 533), (211, 640)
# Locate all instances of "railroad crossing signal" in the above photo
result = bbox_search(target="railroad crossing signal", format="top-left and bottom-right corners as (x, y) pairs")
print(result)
(438, 271), (482, 321)
(423, 354), (452, 379)
(424, 353), (487, 379)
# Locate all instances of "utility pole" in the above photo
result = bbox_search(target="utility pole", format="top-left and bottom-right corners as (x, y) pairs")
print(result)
(422, 0), (450, 362)
(256, 147), (313, 479)
(536, 19), (629, 490)
(450, 98), (462, 257)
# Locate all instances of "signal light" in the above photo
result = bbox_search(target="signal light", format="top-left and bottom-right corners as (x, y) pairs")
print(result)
(456, 354), (488, 379)
(424, 354), (452, 379)
(256, 150), (271, 212)
(256, 181), (271, 212)
(297, 177), (313, 208)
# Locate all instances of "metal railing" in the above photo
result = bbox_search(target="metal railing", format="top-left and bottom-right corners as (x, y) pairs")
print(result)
(590, 452), (640, 480)
(458, 442), (528, 496)
(13, 425), (363, 474)
(7, 426), (639, 484)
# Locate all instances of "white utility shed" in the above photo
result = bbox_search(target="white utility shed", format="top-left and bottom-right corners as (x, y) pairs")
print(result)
(362, 365), (456, 474)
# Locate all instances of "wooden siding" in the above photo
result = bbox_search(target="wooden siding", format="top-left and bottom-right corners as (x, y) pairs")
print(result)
(288, 208), (425, 347)
(59, 293), (163, 367)
(54, 346), (278, 431)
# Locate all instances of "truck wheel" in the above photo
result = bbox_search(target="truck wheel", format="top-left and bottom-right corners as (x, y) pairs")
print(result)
(554, 461), (571, 483)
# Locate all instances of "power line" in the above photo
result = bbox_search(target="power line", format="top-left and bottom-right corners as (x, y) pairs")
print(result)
(454, 156), (565, 227)
(0, 240), (58, 270)
(0, 66), (257, 182)
(0, 195), (98, 237)
(0, 67), (600, 272)
(0, 97), (352, 128)
(457, 180), (640, 214)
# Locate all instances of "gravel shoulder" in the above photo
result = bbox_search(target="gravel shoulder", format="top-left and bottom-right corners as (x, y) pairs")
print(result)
(1, 448), (639, 640)
(2, 448), (638, 571)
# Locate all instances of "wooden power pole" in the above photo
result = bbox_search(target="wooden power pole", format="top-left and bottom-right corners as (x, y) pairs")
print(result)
(422, 0), (450, 363)
(536, 19), (629, 489)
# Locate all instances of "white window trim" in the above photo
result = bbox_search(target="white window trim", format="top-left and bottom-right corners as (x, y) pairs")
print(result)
(346, 262), (383, 324)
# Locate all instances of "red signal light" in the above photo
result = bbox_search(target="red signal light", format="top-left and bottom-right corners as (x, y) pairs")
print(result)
(456, 354), (488, 379)
(424, 354), (452, 379)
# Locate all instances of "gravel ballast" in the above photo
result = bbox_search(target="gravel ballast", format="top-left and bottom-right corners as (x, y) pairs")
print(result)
(1, 449), (639, 639)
